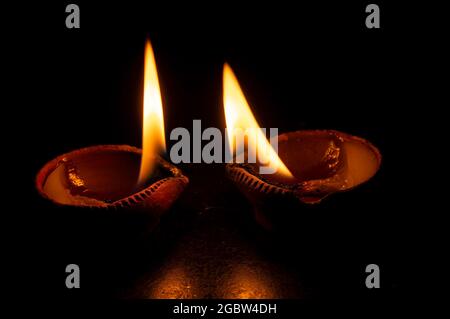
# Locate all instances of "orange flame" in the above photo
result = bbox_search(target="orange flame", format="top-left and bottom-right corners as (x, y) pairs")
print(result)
(137, 40), (166, 187)
(223, 63), (293, 178)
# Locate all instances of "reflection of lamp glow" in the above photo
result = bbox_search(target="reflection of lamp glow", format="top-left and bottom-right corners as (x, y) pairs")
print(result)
(221, 265), (276, 299)
(148, 266), (197, 299)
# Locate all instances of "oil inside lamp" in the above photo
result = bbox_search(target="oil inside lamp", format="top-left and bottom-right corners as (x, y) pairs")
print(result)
(37, 40), (188, 213)
(223, 63), (381, 229)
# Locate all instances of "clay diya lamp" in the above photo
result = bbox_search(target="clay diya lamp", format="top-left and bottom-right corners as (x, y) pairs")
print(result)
(226, 129), (381, 230)
(222, 64), (381, 231)
(35, 40), (189, 239)
(36, 144), (188, 236)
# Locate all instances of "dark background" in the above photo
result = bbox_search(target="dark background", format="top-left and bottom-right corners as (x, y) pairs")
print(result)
(5, 0), (436, 314)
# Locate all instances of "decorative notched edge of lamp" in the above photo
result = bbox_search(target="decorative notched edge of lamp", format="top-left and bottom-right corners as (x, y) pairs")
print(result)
(226, 130), (382, 230)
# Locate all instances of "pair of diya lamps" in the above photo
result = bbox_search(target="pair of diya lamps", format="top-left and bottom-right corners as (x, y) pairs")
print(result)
(36, 130), (381, 234)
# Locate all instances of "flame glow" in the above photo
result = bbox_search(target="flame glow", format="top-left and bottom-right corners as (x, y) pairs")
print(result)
(223, 63), (293, 178)
(137, 40), (166, 187)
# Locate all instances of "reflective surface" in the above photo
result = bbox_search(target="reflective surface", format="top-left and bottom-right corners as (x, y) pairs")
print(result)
(124, 166), (305, 299)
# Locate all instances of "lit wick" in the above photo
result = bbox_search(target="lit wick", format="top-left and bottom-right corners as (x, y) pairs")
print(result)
(137, 39), (167, 188)
(223, 63), (295, 184)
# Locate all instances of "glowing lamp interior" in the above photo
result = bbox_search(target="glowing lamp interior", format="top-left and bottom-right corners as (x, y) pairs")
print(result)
(137, 40), (167, 187)
(223, 64), (293, 179)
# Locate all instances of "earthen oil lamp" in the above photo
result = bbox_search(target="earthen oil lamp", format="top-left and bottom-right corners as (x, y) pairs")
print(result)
(36, 40), (188, 237)
(223, 64), (381, 230)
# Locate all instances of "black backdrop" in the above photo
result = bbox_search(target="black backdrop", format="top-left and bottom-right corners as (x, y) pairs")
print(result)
(5, 0), (435, 314)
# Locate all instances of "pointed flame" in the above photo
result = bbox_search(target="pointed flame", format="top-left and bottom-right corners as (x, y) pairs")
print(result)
(137, 40), (166, 187)
(223, 64), (293, 178)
